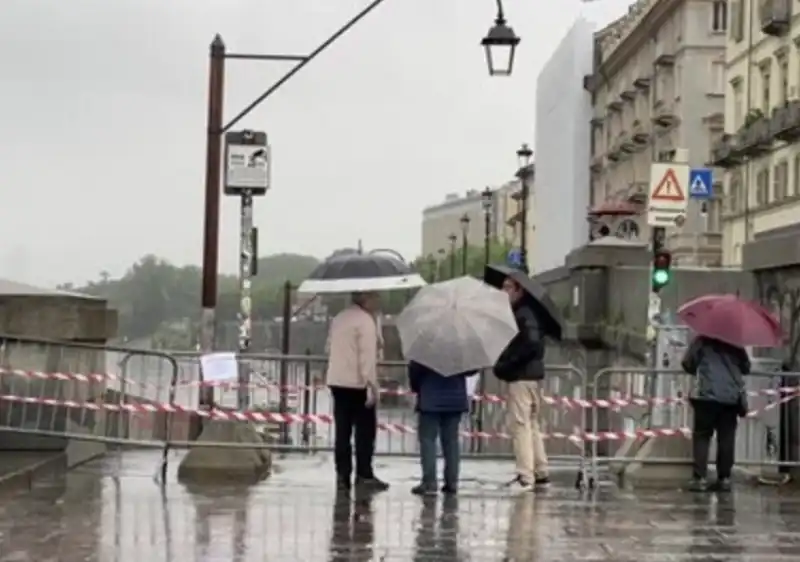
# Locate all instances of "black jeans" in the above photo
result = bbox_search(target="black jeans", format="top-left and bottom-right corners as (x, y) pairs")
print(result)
(692, 399), (738, 480)
(330, 386), (377, 481)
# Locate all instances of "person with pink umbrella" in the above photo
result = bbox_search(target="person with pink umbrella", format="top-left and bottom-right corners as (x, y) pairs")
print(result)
(678, 293), (782, 492)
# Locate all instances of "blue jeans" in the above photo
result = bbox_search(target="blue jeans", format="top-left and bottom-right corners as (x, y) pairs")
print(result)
(418, 412), (462, 488)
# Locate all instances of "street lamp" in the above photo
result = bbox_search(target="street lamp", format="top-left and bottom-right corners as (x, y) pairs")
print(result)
(460, 214), (471, 275)
(516, 143), (533, 273)
(481, 187), (493, 267)
(447, 234), (458, 279)
(481, 0), (521, 76)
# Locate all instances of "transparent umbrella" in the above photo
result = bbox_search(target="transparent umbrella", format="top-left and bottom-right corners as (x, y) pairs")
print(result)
(396, 276), (518, 376)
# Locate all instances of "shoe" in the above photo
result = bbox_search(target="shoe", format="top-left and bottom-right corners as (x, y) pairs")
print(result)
(356, 476), (390, 491)
(411, 483), (438, 496)
(687, 478), (708, 492)
(709, 478), (732, 492)
(534, 476), (551, 488)
(336, 477), (351, 492)
(506, 475), (533, 493)
(441, 484), (457, 495)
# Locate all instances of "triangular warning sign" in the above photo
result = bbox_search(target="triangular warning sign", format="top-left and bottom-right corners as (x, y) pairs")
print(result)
(652, 168), (685, 202)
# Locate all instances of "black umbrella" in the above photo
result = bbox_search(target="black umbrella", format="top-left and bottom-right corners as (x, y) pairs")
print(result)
(484, 264), (563, 341)
(297, 251), (427, 294)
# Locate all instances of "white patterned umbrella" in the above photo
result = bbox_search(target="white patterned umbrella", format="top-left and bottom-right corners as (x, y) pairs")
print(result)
(396, 276), (519, 376)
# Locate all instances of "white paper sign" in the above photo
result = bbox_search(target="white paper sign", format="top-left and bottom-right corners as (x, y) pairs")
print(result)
(466, 374), (480, 398)
(200, 352), (238, 383)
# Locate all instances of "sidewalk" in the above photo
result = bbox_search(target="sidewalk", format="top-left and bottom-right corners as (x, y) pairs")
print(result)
(2, 450), (800, 560)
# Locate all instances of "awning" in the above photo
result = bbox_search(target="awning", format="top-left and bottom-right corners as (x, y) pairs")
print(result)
(587, 201), (638, 217)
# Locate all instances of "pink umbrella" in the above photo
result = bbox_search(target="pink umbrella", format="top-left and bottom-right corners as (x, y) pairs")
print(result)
(677, 293), (783, 348)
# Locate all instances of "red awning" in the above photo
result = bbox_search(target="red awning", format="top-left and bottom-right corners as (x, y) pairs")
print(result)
(587, 201), (638, 217)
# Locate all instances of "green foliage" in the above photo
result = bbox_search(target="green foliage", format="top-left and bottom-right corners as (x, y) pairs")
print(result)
(62, 253), (319, 342)
(411, 240), (516, 283)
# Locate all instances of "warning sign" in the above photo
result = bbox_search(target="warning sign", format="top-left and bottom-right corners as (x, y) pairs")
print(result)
(647, 163), (689, 227)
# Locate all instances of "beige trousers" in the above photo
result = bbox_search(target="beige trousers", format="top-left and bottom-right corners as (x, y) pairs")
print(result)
(506, 380), (549, 482)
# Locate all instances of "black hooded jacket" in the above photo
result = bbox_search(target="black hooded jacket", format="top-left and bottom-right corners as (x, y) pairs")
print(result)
(493, 301), (545, 382)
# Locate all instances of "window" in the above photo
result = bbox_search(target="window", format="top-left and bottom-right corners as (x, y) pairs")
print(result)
(705, 197), (722, 233)
(774, 159), (789, 201)
(712, 0), (727, 32)
(756, 167), (771, 206)
(732, 81), (744, 129)
(761, 69), (772, 115)
(779, 55), (789, 106)
(794, 154), (800, 196)
(711, 61), (725, 95)
(730, 1), (744, 42)
(728, 169), (743, 213)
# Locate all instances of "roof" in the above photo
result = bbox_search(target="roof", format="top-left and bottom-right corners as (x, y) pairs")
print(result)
(0, 278), (102, 300)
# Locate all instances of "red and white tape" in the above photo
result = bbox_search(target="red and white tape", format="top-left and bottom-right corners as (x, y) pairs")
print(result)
(4, 367), (800, 411)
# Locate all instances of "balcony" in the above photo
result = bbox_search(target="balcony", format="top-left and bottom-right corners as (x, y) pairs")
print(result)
(620, 86), (637, 102)
(590, 115), (604, 128)
(633, 76), (651, 90)
(654, 44), (676, 67)
(607, 98), (623, 112)
(769, 100), (800, 142)
(590, 154), (604, 173)
(626, 181), (648, 204)
(738, 112), (772, 156)
(652, 100), (678, 128)
(607, 142), (622, 162)
(760, 0), (791, 37)
(583, 73), (600, 93)
(708, 134), (743, 169)
(631, 120), (650, 146)
(619, 132), (636, 154)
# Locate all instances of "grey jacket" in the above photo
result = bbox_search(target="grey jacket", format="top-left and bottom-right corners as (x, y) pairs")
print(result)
(681, 336), (750, 405)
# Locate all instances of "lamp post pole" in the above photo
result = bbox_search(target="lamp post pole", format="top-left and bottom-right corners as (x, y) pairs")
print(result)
(448, 234), (458, 279)
(460, 214), (470, 275)
(516, 143), (533, 273)
(481, 187), (493, 267)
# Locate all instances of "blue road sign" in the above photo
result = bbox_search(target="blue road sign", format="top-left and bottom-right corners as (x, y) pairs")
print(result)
(507, 248), (522, 267)
(688, 168), (713, 199)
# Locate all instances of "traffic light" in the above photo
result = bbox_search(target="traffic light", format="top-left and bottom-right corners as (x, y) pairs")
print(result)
(652, 250), (672, 293)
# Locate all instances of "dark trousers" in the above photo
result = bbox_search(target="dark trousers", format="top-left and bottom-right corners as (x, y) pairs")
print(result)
(418, 412), (462, 488)
(330, 386), (377, 481)
(692, 399), (738, 480)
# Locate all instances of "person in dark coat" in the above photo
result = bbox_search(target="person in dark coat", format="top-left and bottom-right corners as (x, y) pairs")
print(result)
(408, 360), (473, 496)
(681, 335), (750, 492)
(494, 277), (550, 492)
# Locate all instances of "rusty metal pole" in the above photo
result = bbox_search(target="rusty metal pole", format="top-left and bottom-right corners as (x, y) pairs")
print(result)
(193, 34), (226, 440)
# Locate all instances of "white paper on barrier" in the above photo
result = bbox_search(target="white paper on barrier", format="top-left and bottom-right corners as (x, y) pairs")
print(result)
(466, 374), (479, 397)
(200, 352), (238, 382)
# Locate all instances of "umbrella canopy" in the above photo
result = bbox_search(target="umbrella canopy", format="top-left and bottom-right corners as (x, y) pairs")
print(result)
(677, 293), (782, 348)
(396, 276), (518, 376)
(297, 252), (427, 294)
(483, 264), (563, 341)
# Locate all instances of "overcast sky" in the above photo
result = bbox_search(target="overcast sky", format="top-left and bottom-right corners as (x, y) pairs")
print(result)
(0, 0), (629, 287)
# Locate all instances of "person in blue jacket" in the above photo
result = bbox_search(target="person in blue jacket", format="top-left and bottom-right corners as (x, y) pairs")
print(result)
(408, 360), (474, 496)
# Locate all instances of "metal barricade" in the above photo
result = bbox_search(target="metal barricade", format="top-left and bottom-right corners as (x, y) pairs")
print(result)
(0, 333), (179, 479)
(588, 366), (800, 487)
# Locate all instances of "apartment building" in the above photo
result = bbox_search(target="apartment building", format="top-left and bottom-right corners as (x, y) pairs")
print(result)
(420, 181), (529, 260)
(584, 0), (727, 265)
(710, 0), (800, 266)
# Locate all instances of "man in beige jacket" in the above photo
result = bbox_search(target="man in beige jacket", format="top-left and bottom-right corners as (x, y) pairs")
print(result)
(326, 291), (389, 492)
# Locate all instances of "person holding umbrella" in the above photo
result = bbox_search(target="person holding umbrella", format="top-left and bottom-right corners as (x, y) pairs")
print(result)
(484, 265), (564, 493)
(678, 293), (782, 492)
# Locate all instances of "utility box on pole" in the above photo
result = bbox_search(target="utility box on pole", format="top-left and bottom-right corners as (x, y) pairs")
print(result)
(224, 130), (270, 195)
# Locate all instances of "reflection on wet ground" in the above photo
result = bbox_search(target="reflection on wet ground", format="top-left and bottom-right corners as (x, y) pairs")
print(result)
(2, 450), (800, 560)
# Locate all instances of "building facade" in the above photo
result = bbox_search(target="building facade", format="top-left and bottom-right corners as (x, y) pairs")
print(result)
(712, 0), (800, 266)
(532, 17), (595, 274)
(420, 181), (531, 264)
(584, 0), (727, 266)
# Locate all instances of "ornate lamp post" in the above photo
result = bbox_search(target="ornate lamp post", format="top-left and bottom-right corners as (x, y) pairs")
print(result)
(447, 234), (458, 278)
(481, 0), (521, 76)
(516, 143), (533, 273)
(481, 187), (493, 266)
(460, 214), (471, 275)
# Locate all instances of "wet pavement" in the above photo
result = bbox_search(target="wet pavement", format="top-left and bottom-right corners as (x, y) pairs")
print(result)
(2, 451), (800, 560)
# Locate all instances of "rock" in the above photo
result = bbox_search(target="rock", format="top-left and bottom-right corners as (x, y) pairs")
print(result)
(177, 421), (272, 484)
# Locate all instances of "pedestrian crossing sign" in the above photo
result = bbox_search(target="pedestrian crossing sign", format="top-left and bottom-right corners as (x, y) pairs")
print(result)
(688, 168), (713, 199)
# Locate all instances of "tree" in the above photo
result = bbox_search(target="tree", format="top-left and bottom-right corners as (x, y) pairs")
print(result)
(413, 240), (516, 282)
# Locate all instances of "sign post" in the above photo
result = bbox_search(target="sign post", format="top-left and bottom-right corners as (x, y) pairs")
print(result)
(224, 130), (271, 411)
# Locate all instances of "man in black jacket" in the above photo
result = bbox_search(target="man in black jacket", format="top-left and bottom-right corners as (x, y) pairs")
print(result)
(494, 277), (550, 492)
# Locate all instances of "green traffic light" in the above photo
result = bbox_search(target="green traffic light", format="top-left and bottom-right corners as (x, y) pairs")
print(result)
(653, 269), (670, 285)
